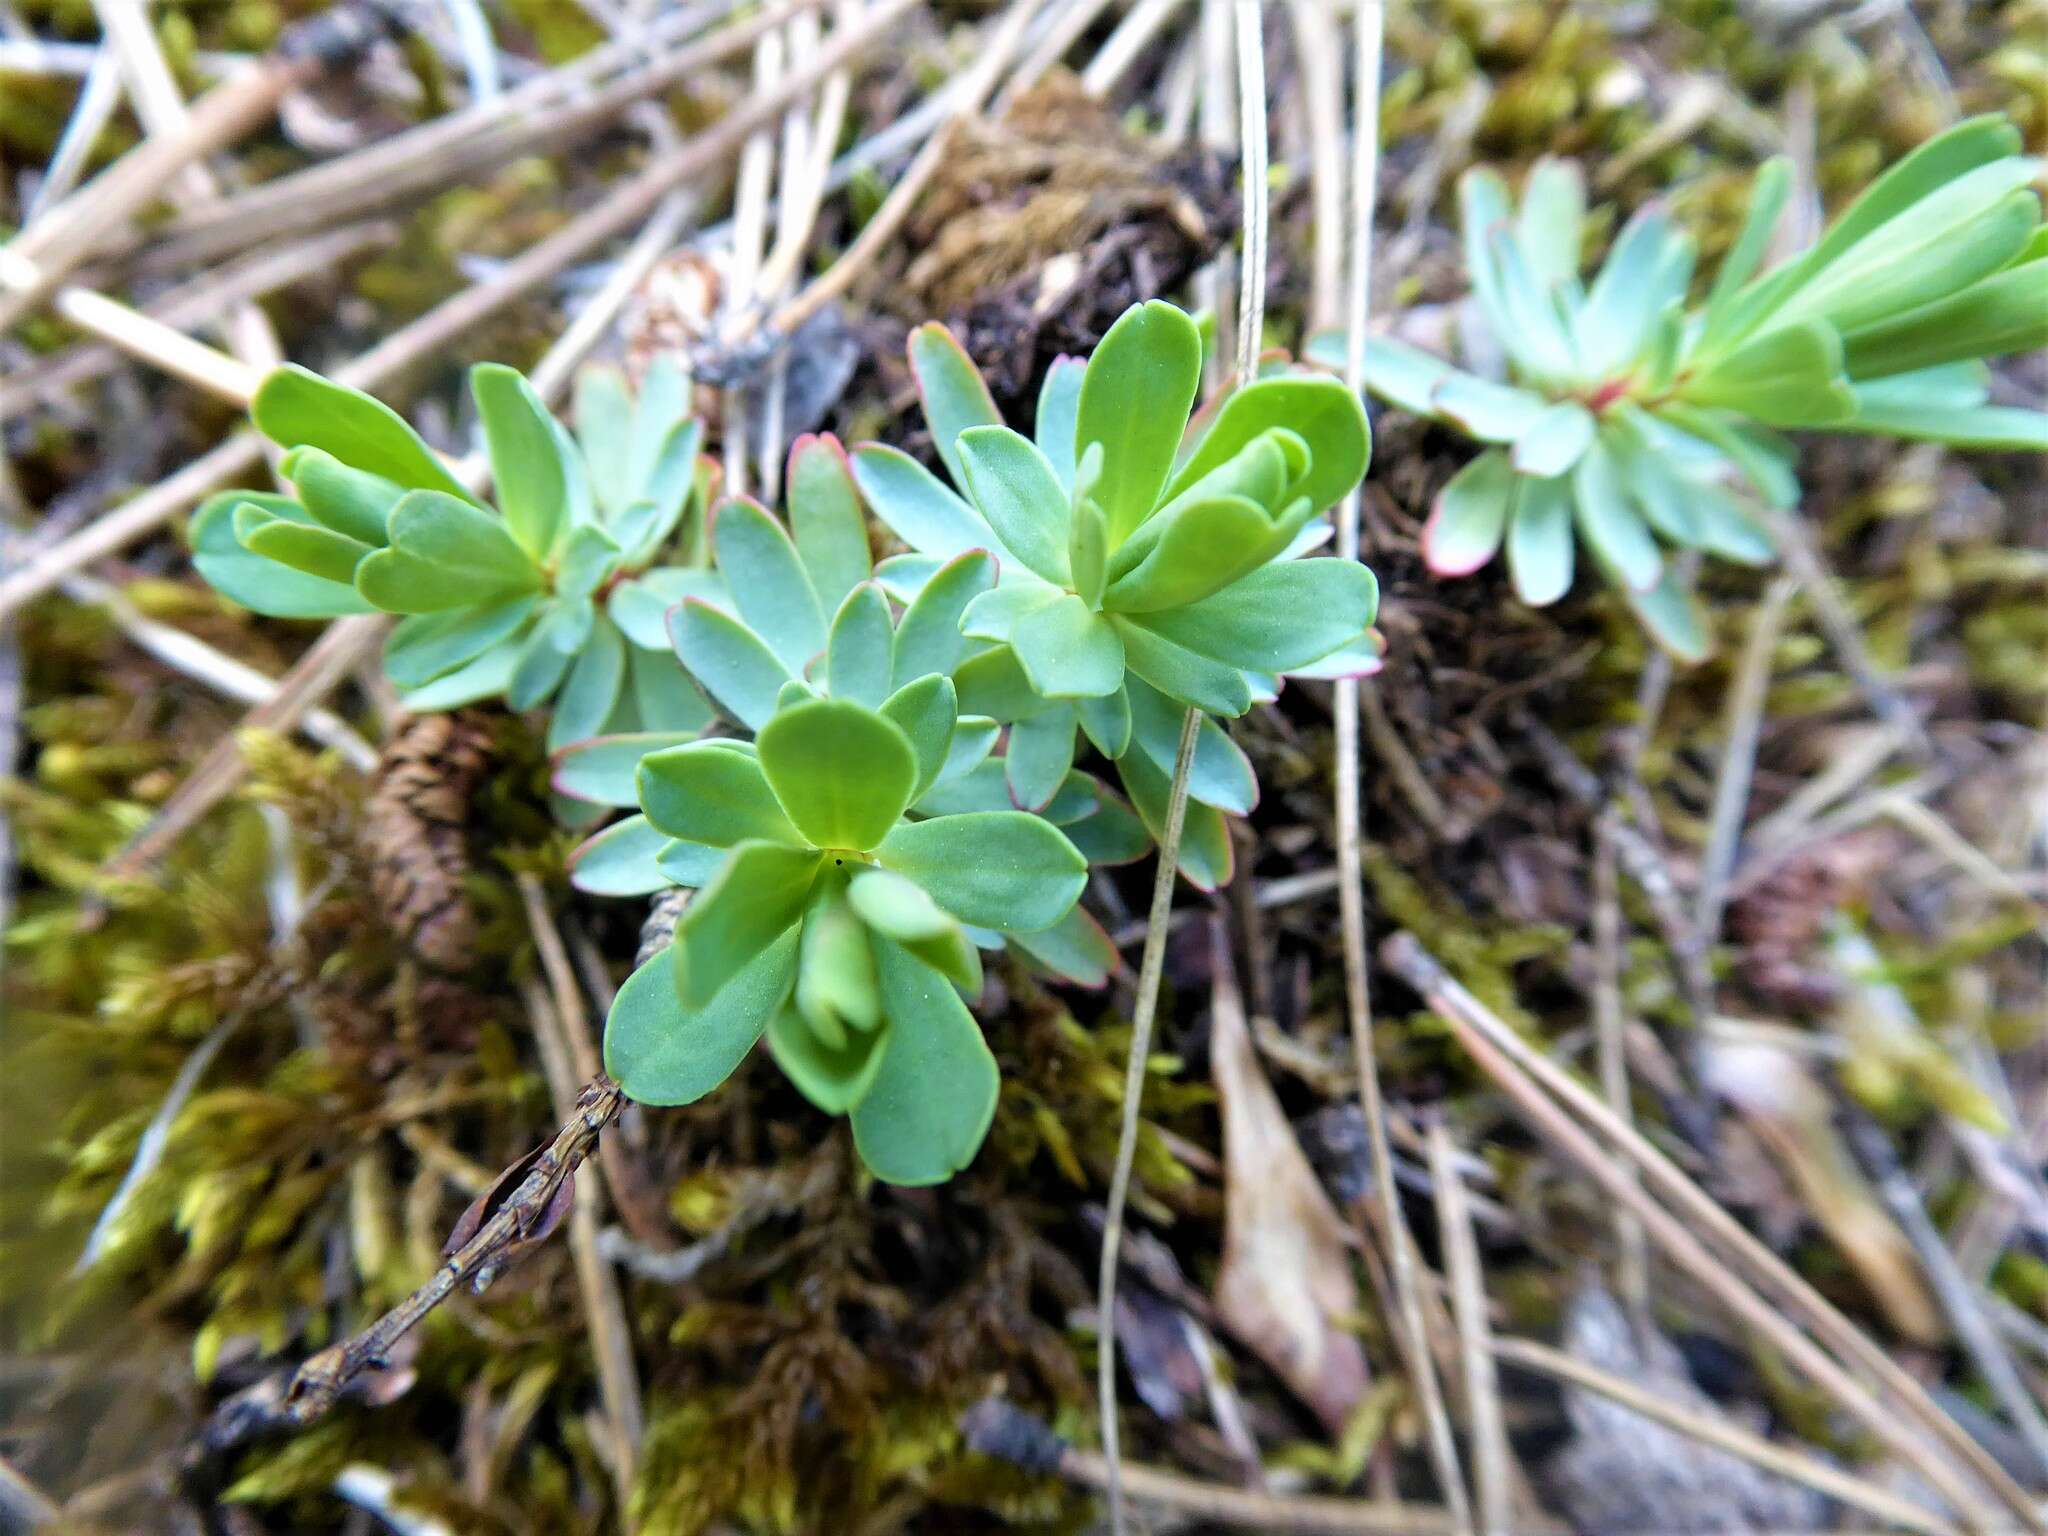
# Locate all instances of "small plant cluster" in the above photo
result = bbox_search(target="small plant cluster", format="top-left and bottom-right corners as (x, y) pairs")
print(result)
(193, 357), (716, 755)
(1313, 115), (2048, 658)
(192, 299), (1380, 1185)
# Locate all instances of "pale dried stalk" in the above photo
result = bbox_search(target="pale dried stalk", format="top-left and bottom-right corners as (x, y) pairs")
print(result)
(1695, 574), (1796, 941)
(2, 221), (396, 415)
(133, 0), (799, 269)
(722, 27), (785, 497)
(59, 571), (374, 766)
(1285, 0), (1345, 332)
(1333, 7), (1470, 1528)
(1380, 931), (2038, 1534)
(0, 252), (263, 405)
(517, 974), (643, 1508)
(0, 0), (911, 622)
(1490, 1336), (1961, 1536)
(93, 0), (283, 373)
(27, 45), (123, 217)
(999, 0), (1120, 108)
(1096, 703), (1200, 1535)
(766, 0), (1044, 341)
(1428, 1122), (1509, 1536)
(0, 53), (317, 327)
(1590, 815), (1649, 1318)
(1080, 0), (1188, 96)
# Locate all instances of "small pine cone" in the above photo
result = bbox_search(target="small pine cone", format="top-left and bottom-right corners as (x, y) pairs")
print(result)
(636, 886), (691, 969)
(363, 711), (494, 971)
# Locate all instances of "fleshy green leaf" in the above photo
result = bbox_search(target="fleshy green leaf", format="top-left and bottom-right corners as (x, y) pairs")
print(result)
(1516, 157), (1585, 289)
(848, 866), (953, 941)
(1116, 750), (1233, 891)
(234, 503), (372, 585)
(1111, 618), (1255, 716)
(546, 615), (627, 751)
(908, 323), (1002, 488)
(850, 445), (998, 563)
(1422, 450), (1514, 576)
(281, 446), (403, 545)
(609, 566), (728, 649)
(675, 841), (823, 1008)
(1009, 593), (1124, 699)
(1701, 159), (1791, 343)
(1076, 686), (1131, 759)
(758, 698), (917, 851)
(1008, 904), (1118, 987)
(877, 811), (1086, 932)
(1577, 206), (1692, 375)
(713, 497), (827, 673)
(400, 638), (520, 709)
(1512, 401), (1596, 478)
(191, 492), (377, 618)
(1571, 438), (1661, 593)
(1004, 709), (1076, 812)
(953, 645), (1058, 722)
(1101, 495), (1285, 613)
(606, 932), (798, 1105)
(794, 885), (882, 1041)
(1128, 557), (1378, 674)
(893, 550), (997, 689)
(1125, 678), (1256, 815)
(787, 434), (872, 612)
(567, 813), (671, 896)
(1431, 372), (1550, 443)
(1079, 300), (1203, 542)
(555, 731), (700, 807)
(769, 1002), (888, 1112)
(471, 363), (569, 558)
(879, 674), (957, 800)
(824, 582), (895, 707)
(507, 606), (577, 708)
(1840, 260), (2048, 378)
(1686, 319), (1855, 428)
(957, 425), (1072, 585)
(557, 524), (622, 600)
(380, 489), (541, 591)
(669, 599), (792, 729)
(628, 640), (715, 733)
(251, 365), (474, 501)
(575, 365), (635, 516)
(1166, 376), (1370, 516)
(1034, 356), (1086, 488)
(1506, 473), (1574, 605)
(850, 939), (999, 1184)
(638, 740), (802, 847)
(1616, 563), (1712, 664)
(386, 596), (539, 688)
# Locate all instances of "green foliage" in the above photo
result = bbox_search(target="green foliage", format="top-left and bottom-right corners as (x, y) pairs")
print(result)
(1313, 116), (2047, 660)
(852, 301), (1379, 885)
(603, 697), (1086, 1185)
(190, 357), (716, 751)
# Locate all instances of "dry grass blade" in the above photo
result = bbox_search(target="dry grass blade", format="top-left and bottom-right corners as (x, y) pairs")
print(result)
(1427, 1121), (1511, 1536)
(1695, 574), (1797, 942)
(1333, 5), (1470, 1526)
(1590, 815), (1648, 1316)
(1491, 1335), (1963, 1536)
(1379, 930), (2040, 1534)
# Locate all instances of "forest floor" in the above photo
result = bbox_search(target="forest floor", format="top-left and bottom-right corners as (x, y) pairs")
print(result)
(3, 1), (2046, 1533)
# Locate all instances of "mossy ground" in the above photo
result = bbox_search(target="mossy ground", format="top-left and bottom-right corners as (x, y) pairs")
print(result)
(3, 2), (2045, 1532)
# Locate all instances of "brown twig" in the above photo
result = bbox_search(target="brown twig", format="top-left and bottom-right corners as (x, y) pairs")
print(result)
(1490, 1336), (1962, 1536)
(255, 1075), (623, 1436)
(1378, 930), (2040, 1534)
(961, 1399), (1510, 1535)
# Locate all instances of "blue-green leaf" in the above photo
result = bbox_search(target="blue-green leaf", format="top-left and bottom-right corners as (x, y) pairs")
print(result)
(669, 599), (793, 730)
(1079, 300), (1204, 542)
(251, 365), (474, 502)
(567, 813), (671, 896)
(851, 939), (999, 1184)
(471, 363), (569, 558)
(606, 932), (798, 1105)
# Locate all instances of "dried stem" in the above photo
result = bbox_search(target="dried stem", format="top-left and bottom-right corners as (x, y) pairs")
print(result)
(1379, 930), (2039, 1534)
(1427, 1120), (1510, 1536)
(1590, 814), (1649, 1318)
(1490, 1336), (1962, 1536)
(964, 1398), (1503, 1536)
(267, 1076), (623, 1433)
(1837, 1098), (2048, 1477)
(1695, 574), (1796, 942)
(1333, 6), (1470, 1526)
(1095, 701), (1200, 1534)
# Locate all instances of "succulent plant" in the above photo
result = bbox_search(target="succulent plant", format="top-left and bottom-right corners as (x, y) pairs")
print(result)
(850, 301), (1382, 888)
(601, 694), (1089, 1184)
(190, 357), (716, 751)
(563, 438), (1140, 989)
(1311, 116), (2048, 660)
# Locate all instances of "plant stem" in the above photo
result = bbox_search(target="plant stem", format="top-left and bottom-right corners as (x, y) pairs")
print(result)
(1096, 701), (1200, 1535)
